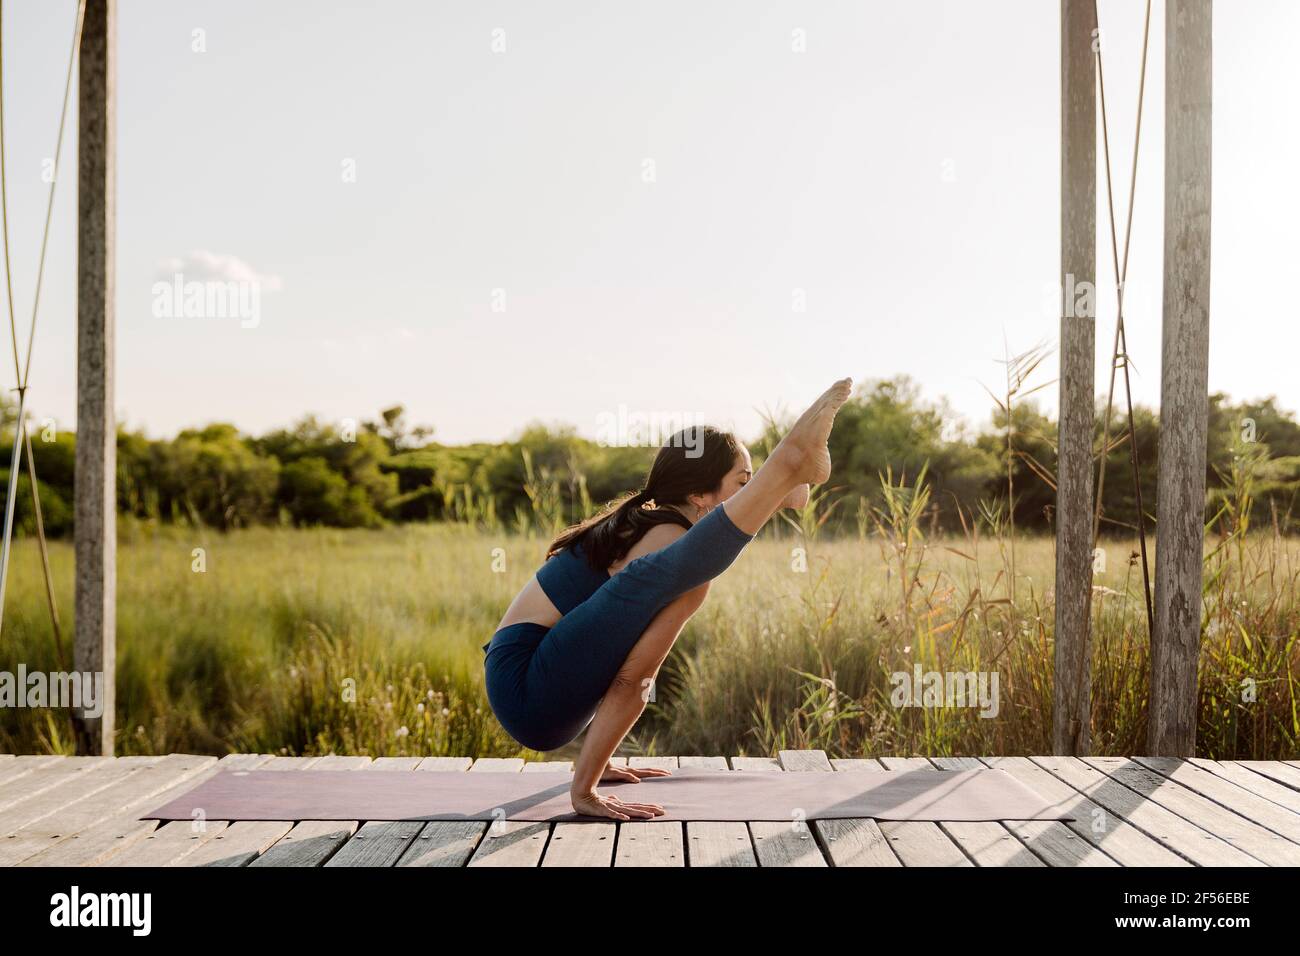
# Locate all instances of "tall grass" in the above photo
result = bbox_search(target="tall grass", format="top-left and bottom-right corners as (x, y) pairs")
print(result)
(2, 458), (1297, 760)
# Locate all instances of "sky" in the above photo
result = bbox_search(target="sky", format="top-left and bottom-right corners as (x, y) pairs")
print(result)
(3, 0), (1297, 446)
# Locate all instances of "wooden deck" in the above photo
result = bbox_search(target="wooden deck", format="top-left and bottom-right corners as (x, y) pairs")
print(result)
(2, 750), (1298, 867)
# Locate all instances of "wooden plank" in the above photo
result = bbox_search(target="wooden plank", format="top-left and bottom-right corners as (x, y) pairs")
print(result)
(250, 820), (359, 868)
(879, 822), (973, 866)
(680, 755), (758, 867)
(314, 756), (427, 868)
(467, 757), (547, 867)
(729, 756), (779, 771)
(1234, 761), (1300, 791)
(939, 822), (1047, 867)
(0, 753), (216, 867)
(936, 755), (1115, 867)
(542, 823), (616, 867)
(686, 822), (756, 868)
(677, 756), (727, 769)
(107, 755), (308, 866)
(539, 756), (665, 868)
(1030, 756), (1263, 866)
(930, 757), (1060, 866)
(529, 758), (615, 868)
(776, 749), (830, 772)
(1125, 757), (1300, 848)
(1083, 757), (1299, 865)
(242, 755), (380, 867)
(1187, 759), (1300, 814)
(19, 754), (271, 866)
(0, 756), (108, 814)
(323, 820), (423, 868)
(747, 753), (825, 867)
(612, 756), (696, 867)
(785, 749), (897, 868)
(0, 755), (60, 785)
(820, 756), (901, 867)
(1151, 0), (1212, 757)
(829, 758), (887, 771)
(468, 757), (525, 772)
(615, 822), (684, 868)
(627, 756), (676, 772)
(1055, 0), (1099, 756)
(108, 820), (231, 867)
(981, 756), (1187, 866)
(183, 822), (292, 867)
(814, 816), (899, 867)
(370, 757), (423, 771)
(415, 756), (473, 772)
(311, 755), (373, 770)
(0, 756), (155, 839)
(877, 756), (935, 770)
(397, 760), (484, 868)
(734, 754), (825, 867)
(874, 756), (973, 866)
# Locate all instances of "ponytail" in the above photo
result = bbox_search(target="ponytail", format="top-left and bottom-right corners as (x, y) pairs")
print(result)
(547, 487), (691, 572)
(544, 424), (741, 572)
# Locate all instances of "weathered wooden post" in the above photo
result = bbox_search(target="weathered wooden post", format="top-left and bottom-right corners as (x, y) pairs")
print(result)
(1053, 0), (1096, 755)
(74, 0), (116, 755)
(1152, 0), (1211, 757)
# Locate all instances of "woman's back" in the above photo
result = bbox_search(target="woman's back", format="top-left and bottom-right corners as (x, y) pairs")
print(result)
(491, 524), (689, 639)
(535, 539), (611, 615)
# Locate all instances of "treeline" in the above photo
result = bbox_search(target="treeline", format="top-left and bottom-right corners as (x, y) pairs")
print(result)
(2, 377), (1298, 538)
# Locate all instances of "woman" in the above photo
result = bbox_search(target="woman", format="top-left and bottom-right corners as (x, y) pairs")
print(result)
(483, 378), (853, 820)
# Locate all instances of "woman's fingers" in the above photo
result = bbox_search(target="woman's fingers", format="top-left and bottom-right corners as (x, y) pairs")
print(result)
(628, 767), (671, 779)
(608, 791), (663, 806)
(608, 796), (665, 815)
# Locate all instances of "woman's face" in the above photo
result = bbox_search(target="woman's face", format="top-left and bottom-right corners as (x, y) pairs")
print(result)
(694, 446), (752, 511)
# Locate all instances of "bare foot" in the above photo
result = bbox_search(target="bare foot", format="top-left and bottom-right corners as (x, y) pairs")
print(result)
(769, 378), (853, 485)
(781, 483), (810, 510)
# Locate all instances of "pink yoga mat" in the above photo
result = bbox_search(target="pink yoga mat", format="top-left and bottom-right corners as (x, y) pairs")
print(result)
(142, 767), (1075, 822)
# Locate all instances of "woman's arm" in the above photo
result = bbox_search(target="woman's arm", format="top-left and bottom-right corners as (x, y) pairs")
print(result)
(570, 581), (709, 814)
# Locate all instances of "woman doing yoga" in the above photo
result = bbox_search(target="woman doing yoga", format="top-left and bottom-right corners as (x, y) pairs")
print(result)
(483, 378), (853, 820)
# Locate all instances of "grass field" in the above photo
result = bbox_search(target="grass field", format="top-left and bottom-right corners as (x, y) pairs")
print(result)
(1, 513), (1297, 760)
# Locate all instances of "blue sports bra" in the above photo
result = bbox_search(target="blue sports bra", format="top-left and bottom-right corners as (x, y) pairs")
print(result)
(483, 540), (612, 652)
(534, 538), (611, 615)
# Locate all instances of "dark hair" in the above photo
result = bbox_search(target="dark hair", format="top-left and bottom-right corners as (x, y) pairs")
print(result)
(547, 425), (744, 572)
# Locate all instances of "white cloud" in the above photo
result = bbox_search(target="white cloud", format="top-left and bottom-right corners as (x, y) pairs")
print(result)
(155, 250), (283, 292)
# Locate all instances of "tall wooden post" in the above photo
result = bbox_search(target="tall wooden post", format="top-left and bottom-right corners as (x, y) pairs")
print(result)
(74, 0), (116, 755)
(1053, 0), (1096, 755)
(1152, 0), (1211, 757)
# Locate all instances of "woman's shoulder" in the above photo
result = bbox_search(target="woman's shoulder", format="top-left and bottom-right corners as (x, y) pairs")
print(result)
(619, 522), (686, 563)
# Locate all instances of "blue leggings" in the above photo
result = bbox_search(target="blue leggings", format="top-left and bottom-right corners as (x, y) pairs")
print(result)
(483, 504), (755, 752)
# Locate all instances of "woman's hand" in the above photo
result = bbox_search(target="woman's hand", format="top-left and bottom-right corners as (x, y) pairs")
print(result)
(571, 786), (665, 821)
(599, 761), (672, 783)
